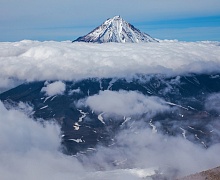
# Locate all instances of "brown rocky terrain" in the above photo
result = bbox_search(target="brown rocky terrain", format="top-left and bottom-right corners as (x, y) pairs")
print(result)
(178, 166), (220, 180)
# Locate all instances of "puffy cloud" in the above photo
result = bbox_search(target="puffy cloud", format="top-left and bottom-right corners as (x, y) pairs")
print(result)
(0, 101), (85, 180)
(0, 41), (220, 83)
(0, 102), (60, 154)
(0, 77), (14, 90)
(68, 88), (82, 95)
(0, 76), (24, 93)
(81, 90), (170, 116)
(41, 81), (66, 96)
(205, 92), (220, 114)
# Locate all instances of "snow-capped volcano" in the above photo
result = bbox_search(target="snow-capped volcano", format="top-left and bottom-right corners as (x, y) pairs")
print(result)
(73, 16), (157, 43)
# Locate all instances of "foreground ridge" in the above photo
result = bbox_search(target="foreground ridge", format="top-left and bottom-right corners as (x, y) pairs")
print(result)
(73, 16), (157, 43)
(178, 166), (220, 180)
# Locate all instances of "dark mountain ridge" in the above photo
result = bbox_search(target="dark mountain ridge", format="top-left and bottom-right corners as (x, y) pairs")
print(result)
(1, 73), (220, 155)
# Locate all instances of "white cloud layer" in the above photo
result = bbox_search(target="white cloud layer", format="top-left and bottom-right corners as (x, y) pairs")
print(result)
(0, 40), (220, 86)
(81, 90), (170, 116)
(0, 101), (220, 179)
(41, 81), (66, 96)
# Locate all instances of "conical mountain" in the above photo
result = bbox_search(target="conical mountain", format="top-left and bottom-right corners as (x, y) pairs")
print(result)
(73, 16), (157, 43)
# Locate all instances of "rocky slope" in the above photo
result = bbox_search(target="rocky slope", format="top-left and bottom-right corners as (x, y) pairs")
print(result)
(178, 166), (220, 180)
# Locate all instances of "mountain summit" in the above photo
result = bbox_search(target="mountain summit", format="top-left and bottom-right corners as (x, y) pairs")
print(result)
(73, 16), (157, 43)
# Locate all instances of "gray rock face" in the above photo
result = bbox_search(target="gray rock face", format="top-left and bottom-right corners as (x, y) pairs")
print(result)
(73, 16), (157, 43)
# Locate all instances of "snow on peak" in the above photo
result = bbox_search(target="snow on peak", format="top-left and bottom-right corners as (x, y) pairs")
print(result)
(73, 16), (157, 43)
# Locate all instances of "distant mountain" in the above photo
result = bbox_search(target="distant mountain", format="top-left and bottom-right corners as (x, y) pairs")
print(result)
(73, 16), (157, 43)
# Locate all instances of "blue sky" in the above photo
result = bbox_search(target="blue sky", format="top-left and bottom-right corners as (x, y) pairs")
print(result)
(0, 0), (220, 42)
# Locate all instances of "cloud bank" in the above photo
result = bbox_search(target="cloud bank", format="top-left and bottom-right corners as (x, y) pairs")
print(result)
(0, 40), (220, 87)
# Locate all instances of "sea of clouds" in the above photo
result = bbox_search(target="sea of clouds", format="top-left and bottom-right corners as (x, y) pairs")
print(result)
(0, 40), (220, 92)
(1, 40), (220, 179)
